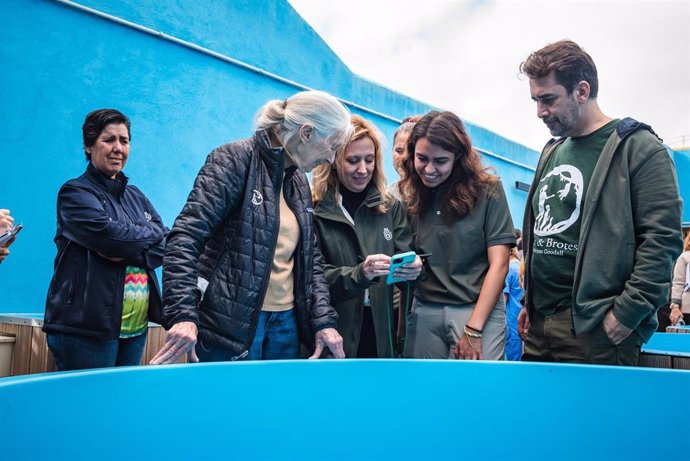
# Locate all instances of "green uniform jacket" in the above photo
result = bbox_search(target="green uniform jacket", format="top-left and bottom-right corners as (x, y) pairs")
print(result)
(313, 185), (417, 358)
(523, 118), (683, 341)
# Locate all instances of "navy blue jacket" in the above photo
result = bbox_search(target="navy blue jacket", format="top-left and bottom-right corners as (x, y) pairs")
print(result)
(43, 163), (168, 340)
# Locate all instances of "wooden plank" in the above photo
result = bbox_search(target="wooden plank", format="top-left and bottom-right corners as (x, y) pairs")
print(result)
(0, 328), (17, 377)
(46, 345), (56, 372)
(142, 327), (161, 365)
(0, 324), (18, 375)
(673, 357), (690, 370)
(639, 353), (672, 369)
(29, 327), (55, 374)
(6, 324), (32, 376)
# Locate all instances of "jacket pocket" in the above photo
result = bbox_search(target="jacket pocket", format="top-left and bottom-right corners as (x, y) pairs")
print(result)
(47, 243), (78, 307)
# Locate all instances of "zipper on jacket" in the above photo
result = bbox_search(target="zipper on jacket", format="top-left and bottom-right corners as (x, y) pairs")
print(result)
(569, 132), (622, 336)
(247, 177), (283, 351)
(231, 350), (249, 361)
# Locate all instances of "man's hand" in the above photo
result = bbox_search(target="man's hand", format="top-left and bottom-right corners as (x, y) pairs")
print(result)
(517, 306), (530, 341)
(309, 327), (345, 359)
(603, 309), (632, 345)
(150, 321), (200, 364)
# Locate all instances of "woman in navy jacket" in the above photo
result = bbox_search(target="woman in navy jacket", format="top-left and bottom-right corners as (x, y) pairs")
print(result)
(43, 109), (168, 370)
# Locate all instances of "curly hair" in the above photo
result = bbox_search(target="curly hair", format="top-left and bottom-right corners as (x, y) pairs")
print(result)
(399, 111), (498, 220)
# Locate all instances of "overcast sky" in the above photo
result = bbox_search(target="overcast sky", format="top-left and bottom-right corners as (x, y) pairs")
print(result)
(289, 0), (690, 152)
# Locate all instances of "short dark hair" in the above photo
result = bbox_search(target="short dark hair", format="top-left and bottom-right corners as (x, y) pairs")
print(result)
(82, 109), (131, 161)
(519, 39), (599, 98)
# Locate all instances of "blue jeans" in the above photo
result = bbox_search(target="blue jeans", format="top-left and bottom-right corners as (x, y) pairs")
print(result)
(47, 331), (147, 371)
(195, 310), (299, 362)
(248, 310), (299, 360)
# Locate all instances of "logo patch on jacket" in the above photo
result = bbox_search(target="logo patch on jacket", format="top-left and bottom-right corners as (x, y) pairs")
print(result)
(252, 190), (264, 206)
(144, 211), (152, 222)
(383, 228), (392, 241)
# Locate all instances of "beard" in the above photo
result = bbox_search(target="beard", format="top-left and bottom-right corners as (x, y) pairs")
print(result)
(542, 98), (581, 137)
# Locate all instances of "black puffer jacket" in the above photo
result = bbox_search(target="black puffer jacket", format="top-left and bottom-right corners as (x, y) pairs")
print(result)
(163, 130), (337, 359)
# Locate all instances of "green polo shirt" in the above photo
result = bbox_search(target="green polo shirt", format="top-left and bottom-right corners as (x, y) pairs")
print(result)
(410, 180), (515, 305)
(530, 119), (619, 315)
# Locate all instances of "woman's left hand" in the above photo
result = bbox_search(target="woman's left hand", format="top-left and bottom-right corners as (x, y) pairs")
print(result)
(393, 255), (423, 281)
(309, 327), (345, 359)
(455, 333), (483, 360)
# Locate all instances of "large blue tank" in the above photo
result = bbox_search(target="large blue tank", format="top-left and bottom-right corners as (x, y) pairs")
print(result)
(1, 360), (688, 460)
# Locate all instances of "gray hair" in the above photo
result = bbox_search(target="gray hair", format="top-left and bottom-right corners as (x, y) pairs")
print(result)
(255, 90), (353, 149)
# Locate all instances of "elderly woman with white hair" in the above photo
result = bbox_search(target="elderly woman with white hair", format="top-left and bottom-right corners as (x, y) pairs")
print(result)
(152, 90), (353, 364)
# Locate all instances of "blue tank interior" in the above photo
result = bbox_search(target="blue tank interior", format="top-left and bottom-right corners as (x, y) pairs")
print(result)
(1, 359), (689, 460)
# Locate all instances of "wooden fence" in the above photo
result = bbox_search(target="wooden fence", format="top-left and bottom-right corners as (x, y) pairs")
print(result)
(0, 315), (184, 376)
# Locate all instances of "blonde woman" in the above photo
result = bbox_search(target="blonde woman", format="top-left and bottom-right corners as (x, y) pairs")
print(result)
(312, 115), (422, 358)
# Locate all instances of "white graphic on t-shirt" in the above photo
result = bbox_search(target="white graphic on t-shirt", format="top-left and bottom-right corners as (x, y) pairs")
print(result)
(534, 164), (583, 236)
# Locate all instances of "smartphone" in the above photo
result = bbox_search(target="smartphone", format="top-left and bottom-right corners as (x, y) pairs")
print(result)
(0, 224), (22, 246)
(386, 251), (417, 285)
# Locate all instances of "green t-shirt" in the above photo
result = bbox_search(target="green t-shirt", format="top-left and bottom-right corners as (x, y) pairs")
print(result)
(530, 119), (619, 315)
(411, 181), (515, 305)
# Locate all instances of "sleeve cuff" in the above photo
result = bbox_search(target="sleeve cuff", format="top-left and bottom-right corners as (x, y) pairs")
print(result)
(487, 236), (517, 247)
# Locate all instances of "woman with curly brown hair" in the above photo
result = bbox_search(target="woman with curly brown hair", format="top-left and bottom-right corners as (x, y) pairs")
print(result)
(399, 111), (515, 360)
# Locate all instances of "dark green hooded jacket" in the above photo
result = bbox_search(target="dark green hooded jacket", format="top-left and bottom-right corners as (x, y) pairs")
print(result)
(523, 118), (683, 341)
(314, 185), (417, 358)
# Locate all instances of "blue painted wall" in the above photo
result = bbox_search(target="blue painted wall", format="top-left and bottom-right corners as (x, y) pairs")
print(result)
(671, 148), (690, 226)
(7, 0), (685, 313)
